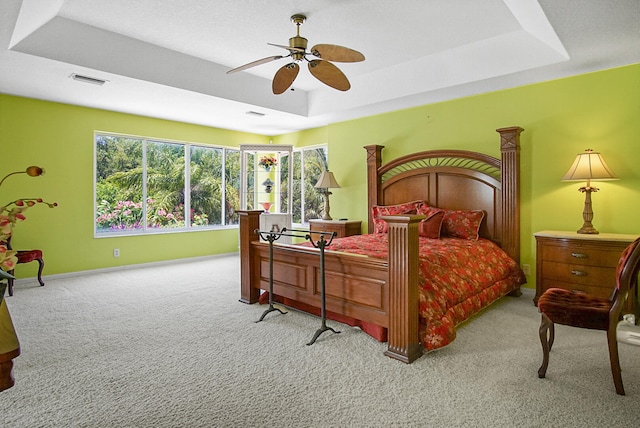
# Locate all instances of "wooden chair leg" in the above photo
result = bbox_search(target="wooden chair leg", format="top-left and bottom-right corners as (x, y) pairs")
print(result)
(4, 258), (45, 296)
(607, 328), (625, 395)
(538, 313), (554, 378)
(36, 258), (45, 287)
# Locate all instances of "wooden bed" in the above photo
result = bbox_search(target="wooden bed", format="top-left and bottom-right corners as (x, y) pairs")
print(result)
(239, 126), (524, 363)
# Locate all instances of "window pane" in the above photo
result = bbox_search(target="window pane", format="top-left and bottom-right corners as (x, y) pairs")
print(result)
(225, 149), (240, 225)
(303, 148), (327, 222)
(146, 140), (186, 229)
(246, 152), (255, 210)
(190, 145), (222, 226)
(95, 135), (144, 234)
(279, 153), (289, 214)
(95, 133), (242, 235)
(291, 151), (302, 223)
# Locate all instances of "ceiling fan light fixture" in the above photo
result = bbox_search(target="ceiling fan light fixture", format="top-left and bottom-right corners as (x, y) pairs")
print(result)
(227, 13), (364, 95)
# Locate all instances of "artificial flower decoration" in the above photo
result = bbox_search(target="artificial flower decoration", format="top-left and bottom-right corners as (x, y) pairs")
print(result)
(258, 155), (277, 170)
(0, 166), (57, 276)
(0, 165), (44, 187)
(0, 244), (16, 272)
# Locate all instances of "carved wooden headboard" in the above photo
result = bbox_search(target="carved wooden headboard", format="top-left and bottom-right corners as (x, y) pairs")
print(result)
(364, 126), (523, 263)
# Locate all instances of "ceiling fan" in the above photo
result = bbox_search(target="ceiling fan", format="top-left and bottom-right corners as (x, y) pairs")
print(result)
(226, 14), (365, 94)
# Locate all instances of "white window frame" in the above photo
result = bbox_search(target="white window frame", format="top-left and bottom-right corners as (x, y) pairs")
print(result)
(93, 131), (240, 237)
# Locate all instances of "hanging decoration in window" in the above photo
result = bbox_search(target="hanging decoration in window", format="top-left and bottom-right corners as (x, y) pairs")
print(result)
(258, 155), (277, 171)
(262, 178), (274, 193)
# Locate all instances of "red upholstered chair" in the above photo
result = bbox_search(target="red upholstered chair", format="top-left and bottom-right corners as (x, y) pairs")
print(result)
(537, 237), (640, 395)
(4, 236), (45, 297)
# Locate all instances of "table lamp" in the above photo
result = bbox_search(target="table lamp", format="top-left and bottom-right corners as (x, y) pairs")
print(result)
(561, 149), (618, 234)
(314, 171), (341, 220)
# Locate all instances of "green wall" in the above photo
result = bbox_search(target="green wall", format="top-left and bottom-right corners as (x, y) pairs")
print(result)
(276, 63), (640, 288)
(0, 95), (268, 276)
(2, 63), (639, 288)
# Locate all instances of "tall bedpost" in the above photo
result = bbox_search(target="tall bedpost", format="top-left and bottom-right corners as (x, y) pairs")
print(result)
(383, 214), (423, 363)
(364, 145), (384, 234)
(496, 126), (523, 264)
(238, 210), (262, 304)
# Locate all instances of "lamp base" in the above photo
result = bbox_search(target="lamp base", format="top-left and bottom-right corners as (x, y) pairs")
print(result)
(577, 225), (599, 234)
(576, 187), (599, 234)
(320, 190), (332, 221)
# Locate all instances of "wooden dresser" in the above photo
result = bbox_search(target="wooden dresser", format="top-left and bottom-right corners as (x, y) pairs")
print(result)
(309, 219), (362, 239)
(534, 230), (639, 306)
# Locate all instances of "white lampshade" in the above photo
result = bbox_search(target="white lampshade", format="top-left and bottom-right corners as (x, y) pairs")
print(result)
(314, 171), (341, 189)
(562, 149), (618, 182)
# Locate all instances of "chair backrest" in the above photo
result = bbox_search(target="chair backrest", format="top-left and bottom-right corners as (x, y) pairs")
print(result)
(611, 237), (640, 316)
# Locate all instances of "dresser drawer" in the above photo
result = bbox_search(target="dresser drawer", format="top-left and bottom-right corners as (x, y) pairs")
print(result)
(540, 245), (622, 267)
(541, 261), (616, 288)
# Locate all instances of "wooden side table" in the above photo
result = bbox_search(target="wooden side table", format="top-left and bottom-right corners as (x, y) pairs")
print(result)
(534, 231), (639, 308)
(0, 283), (20, 392)
(308, 219), (362, 239)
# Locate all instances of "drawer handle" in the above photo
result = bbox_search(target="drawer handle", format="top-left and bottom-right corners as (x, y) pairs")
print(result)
(571, 252), (588, 258)
(571, 270), (588, 276)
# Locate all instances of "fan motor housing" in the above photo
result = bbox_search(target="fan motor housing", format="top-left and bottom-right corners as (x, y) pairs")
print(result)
(289, 36), (308, 61)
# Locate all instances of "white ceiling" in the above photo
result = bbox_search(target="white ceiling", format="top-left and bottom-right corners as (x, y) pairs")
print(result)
(1, 0), (639, 136)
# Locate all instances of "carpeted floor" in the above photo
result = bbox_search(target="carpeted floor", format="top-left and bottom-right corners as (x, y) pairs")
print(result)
(1, 254), (639, 427)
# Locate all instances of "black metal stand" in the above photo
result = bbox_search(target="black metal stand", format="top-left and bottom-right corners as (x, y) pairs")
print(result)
(253, 227), (341, 345)
(301, 229), (341, 345)
(255, 229), (287, 322)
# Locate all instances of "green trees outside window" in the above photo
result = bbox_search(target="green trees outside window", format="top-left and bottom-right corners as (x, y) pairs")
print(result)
(96, 134), (326, 234)
(280, 146), (327, 224)
(95, 134), (240, 235)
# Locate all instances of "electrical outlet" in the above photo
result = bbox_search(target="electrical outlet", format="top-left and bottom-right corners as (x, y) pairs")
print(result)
(522, 263), (530, 275)
(113, 248), (120, 258)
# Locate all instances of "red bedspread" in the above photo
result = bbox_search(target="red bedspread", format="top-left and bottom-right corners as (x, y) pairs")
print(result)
(315, 234), (526, 351)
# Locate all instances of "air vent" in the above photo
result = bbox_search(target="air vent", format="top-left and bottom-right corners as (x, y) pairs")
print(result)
(245, 111), (266, 117)
(69, 73), (108, 86)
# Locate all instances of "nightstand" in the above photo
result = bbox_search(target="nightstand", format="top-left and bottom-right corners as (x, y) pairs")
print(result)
(534, 231), (640, 307)
(308, 219), (362, 239)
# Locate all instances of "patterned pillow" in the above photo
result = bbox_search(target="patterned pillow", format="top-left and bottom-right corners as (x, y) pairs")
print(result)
(416, 205), (445, 239)
(441, 209), (485, 240)
(371, 200), (425, 234)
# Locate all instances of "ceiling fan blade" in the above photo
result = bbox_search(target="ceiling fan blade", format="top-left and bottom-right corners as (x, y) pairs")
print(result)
(308, 60), (350, 91)
(227, 55), (285, 74)
(267, 43), (305, 53)
(310, 44), (365, 62)
(272, 62), (300, 94)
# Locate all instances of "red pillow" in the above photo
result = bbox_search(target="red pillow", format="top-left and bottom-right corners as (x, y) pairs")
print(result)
(416, 206), (444, 239)
(371, 200), (425, 234)
(441, 209), (485, 240)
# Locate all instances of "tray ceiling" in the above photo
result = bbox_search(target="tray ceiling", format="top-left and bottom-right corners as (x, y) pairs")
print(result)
(1, 0), (638, 135)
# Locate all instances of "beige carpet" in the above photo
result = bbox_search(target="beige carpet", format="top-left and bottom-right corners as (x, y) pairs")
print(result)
(1, 254), (639, 427)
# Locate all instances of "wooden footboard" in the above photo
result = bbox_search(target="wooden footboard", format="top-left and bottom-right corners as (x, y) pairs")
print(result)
(238, 210), (423, 363)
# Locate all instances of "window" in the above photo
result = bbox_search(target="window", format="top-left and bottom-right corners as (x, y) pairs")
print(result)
(95, 133), (240, 236)
(280, 146), (327, 224)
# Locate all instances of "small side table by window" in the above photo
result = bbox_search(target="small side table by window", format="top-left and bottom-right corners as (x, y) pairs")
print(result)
(309, 219), (361, 239)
